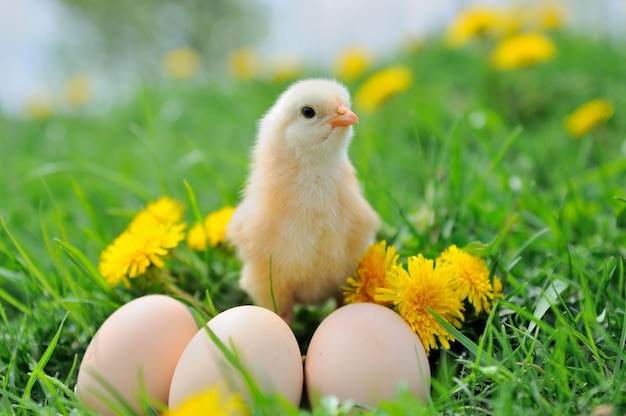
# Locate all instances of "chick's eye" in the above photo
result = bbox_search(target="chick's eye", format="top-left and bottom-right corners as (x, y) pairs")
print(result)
(301, 106), (316, 119)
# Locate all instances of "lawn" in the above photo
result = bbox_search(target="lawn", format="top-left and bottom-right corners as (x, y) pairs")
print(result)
(1, 20), (626, 416)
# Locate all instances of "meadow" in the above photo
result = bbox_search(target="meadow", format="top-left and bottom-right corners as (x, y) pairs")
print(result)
(1, 16), (626, 415)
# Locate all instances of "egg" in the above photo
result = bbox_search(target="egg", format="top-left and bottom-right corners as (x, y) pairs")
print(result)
(304, 303), (430, 408)
(168, 305), (303, 409)
(76, 295), (199, 415)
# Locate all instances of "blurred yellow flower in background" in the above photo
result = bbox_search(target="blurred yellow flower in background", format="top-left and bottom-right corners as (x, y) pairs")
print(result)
(438, 245), (498, 315)
(162, 48), (201, 79)
(228, 47), (260, 80)
(188, 206), (235, 251)
(376, 255), (465, 354)
(491, 32), (555, 70)
(187, 222), (208, 252)
(266, 56), (303, 83)
(344, 240), (399, 305)
(530, 3), (566, 30)
(99, 197), (187, 286)
(355, 65), (412, 113)
(63, 74), (92, 107)
(25, 91), (52, 120)
(163, 386), (249, 416)
(445, 7), (517, 47)
(564, 99), (614, 138)
(335, 46), (372, 81)
(205, 206), (235, 247)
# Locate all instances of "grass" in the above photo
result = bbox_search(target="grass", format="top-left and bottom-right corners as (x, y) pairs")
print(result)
(1, 29), (626, 415)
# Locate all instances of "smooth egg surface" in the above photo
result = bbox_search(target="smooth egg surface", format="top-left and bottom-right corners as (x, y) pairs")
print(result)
(168, 305), (303, 409)
(76, 295), (199, 415)
(304, 302), (431, 408)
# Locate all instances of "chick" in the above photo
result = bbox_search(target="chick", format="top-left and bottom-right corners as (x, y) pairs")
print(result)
(226, 79), (380, 324)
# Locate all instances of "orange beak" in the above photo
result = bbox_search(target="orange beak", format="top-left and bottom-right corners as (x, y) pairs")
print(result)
(329, 105), (359, 128)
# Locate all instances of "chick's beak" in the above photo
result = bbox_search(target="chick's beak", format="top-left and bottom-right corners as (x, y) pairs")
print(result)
(329, 105), (359, 128)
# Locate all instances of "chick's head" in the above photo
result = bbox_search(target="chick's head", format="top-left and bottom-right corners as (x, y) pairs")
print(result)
(262, 79), (359, 158)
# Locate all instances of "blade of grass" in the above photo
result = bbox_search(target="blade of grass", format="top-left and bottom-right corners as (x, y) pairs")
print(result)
(70, 178), (107, 245)
(21, 312), (69, 404)
(485, 125), (523, 177)
(54, 239), (111, 293)
(498, 300), (557, 336)
(269, 255), (278, 315)
(1, 216), (59, 299)
(527, 279), (569, 334)
(23, 160), (153, 200)
(428, 307), (513, 381)
(0, 286), (30, 315)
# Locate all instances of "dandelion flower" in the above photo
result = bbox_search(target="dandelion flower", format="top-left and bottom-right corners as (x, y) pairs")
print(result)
(25, 92), (52, 120)
(163, 386), (249, 416)
(438, 245), (496, 315)
(355, 66), (412, 113)
(228, 48), (260, 80)
(145, 196), (186, 224)
(564, 99), (614, 138)
(99, 198), (187, 285)
(493, 276), (504, 300)
(205, 206), (235, 247)
(186, 206), (234, 251)
(99, 222), (186, 286)
(344, 240), (399, 305)
(491, 32), (556, 70)
(187, 222), (208, 251)
(129, 197), (185, 233)
(335, 46), (372, 81)
(162, 48), (201, 79)
(445, 7), (515, 47)
(375, 255), (465, 354)
(529, 3), (566, 30)
(63, 74), (92, 107)
(266, 55), (303, 83)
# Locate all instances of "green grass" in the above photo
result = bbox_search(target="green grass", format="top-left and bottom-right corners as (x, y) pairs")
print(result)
(1, 30), (626, 415)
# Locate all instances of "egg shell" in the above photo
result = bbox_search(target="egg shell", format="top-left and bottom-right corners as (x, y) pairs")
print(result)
(76, 295), (199, 415)
(168, 305), (303, 409)
(304, 303), (430, 408)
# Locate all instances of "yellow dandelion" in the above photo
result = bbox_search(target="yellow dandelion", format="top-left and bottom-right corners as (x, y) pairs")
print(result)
(491, 32), (556, 70)
(438, 245), (496, 315)
(355, 66), (412, 113)
(99, 222), (186, 285)
(445, 7), (515, 48)
(162, 47), (201, 79)
(564, 99), (614, 138)
(205, 206), (235, 247)
(187, 222), (208, 251)
(266, 56), (303, 83)
(132, 196), (185, 228)
(343, 240), (399, 305)
(98, 198), (187, 285)
(63, 74), (92, 107)
(25, 92), (52, 120)
(98, 231), (143, 286)
(335, 46), (372, 81)
(163, 386), (249, 416)
(493, 276), (504, 300)
(375, 255), (465, 354)
(228, 48), (260, 80)
(529, 3), (566, 31)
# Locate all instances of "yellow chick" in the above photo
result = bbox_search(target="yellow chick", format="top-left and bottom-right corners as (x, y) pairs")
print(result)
(227, 79), (380, 323)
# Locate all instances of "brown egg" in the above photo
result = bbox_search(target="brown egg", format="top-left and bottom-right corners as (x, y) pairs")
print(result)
(304, 303), (430, 408)
(76, 295), (199, 415)
(168, 305), (303, 409)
